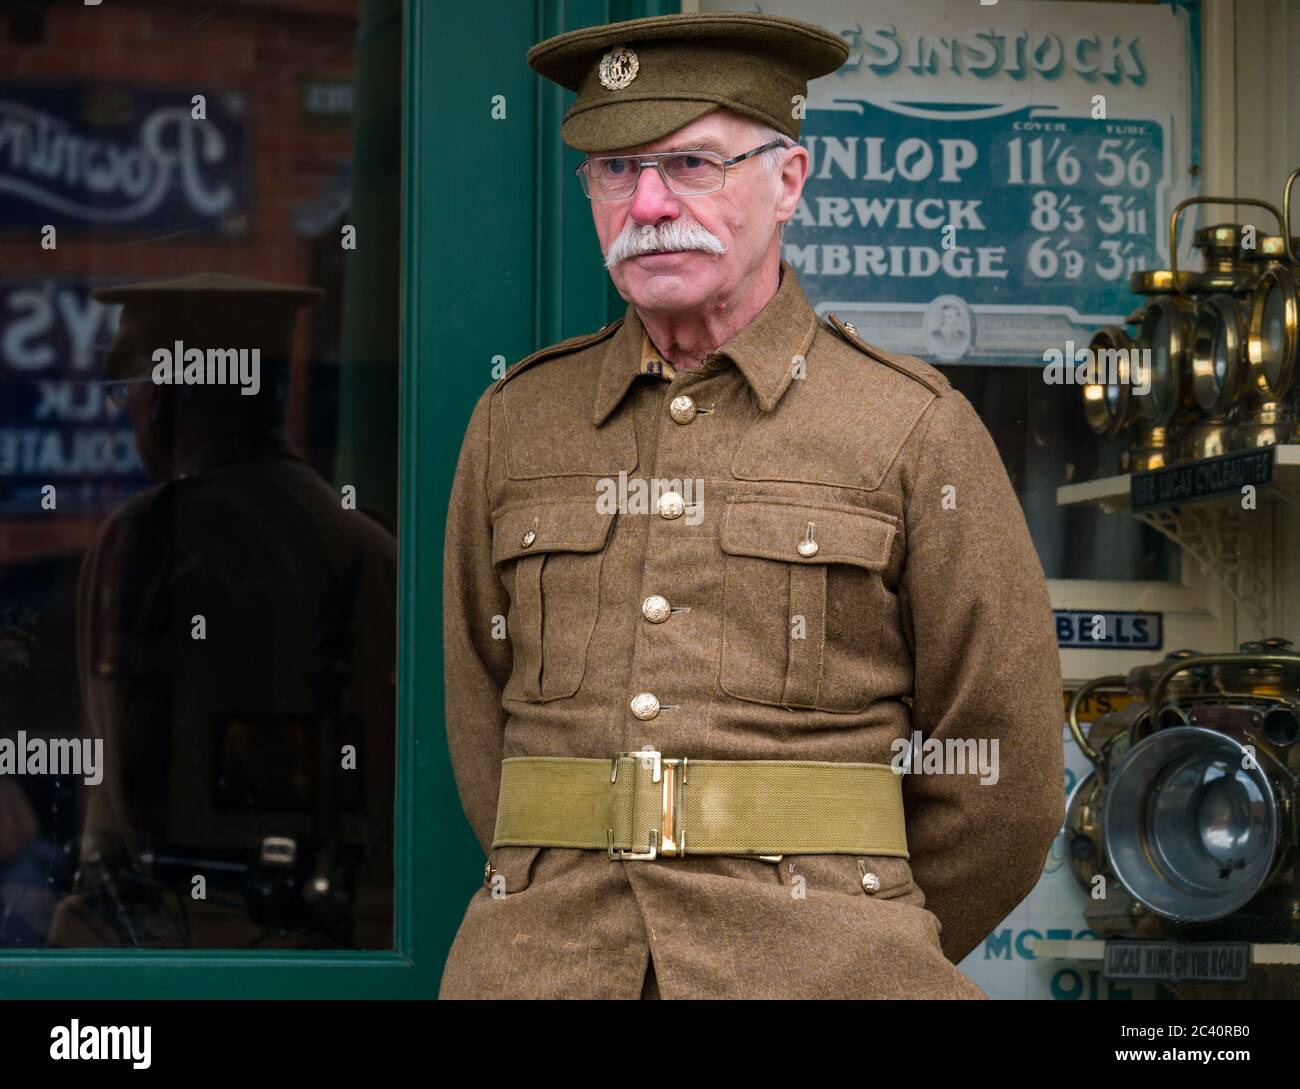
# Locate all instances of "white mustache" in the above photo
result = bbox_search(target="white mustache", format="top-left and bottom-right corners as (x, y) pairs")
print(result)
(604, 219), (727, 269)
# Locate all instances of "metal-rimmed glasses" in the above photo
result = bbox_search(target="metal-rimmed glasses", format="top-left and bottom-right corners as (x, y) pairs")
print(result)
(105, 374), (154, 408)
(575, 139), (786, 201)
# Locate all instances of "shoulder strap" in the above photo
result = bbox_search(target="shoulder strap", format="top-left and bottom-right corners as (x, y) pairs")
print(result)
(821, 313), (948, 395)
(494, 319), (625, 392)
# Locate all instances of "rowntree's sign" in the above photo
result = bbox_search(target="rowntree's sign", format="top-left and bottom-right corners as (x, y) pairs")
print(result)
(0, 83), (249, 233)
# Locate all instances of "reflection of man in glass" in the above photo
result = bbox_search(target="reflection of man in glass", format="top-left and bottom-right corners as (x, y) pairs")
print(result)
(50, 275), (397, 949)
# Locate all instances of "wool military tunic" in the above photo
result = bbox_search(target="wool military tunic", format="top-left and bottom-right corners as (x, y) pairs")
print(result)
(439, 261), (1064, 999)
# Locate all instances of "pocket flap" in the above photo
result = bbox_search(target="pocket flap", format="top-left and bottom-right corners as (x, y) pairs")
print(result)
(492, 499), (616, 565)
(719, 496), (896, 571)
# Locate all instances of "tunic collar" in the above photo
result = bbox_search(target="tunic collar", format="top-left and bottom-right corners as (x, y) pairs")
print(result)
(590, 259), (819, 425)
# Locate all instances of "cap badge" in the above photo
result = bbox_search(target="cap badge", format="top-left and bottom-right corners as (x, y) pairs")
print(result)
(598, 45), (639, 90)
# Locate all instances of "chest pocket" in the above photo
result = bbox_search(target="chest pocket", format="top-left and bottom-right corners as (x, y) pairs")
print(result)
(492, 499), (615, 702)
(718, 496), (898, 714)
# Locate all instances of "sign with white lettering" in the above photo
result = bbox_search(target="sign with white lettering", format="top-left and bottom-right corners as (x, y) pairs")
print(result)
(1104, 941), (1250, 983)
(1131, 447), (1275, 511)
(301, 78), (354, 121)
(0, 82), (249, 233)
(0, 277), (147, 514)
(1054, 609), (1162, 650)
(711, 0), (1202, 366)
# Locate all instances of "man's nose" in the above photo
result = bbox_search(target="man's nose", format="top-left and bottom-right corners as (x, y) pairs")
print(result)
(627, 165), (681, 225)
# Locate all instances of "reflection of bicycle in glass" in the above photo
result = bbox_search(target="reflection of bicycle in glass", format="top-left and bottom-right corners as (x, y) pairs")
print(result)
(66, 835), (365, 949)
(0, 607), (75, 947)
(0, 778), (77, 947)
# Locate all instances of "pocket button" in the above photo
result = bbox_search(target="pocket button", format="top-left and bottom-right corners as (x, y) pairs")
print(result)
(861, 871), (881, 894)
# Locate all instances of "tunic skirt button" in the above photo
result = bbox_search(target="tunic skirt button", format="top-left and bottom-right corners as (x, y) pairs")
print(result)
(642, 595), (671, 623)
(630, 692), (661, 720)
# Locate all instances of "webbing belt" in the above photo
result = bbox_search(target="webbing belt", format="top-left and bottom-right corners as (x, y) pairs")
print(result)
(492, 752), (909, 860)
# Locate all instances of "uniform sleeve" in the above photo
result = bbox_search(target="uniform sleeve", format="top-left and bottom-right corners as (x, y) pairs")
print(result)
(443, 390), (513, 855)
(897, 386), (1064, 964)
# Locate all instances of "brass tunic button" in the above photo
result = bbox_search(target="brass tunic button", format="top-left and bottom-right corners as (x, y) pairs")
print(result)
(843, 320), (858, 337)
(483, 861), (495, 885)
(657, 491), (685, 520)
(669, 395), (698, 424)
(641, 595), (671, 623)
(797, 522), (819, 558)
(630, 692), (661, 720)
(520, 529), (536, 548)
(861, 871), (881, 894)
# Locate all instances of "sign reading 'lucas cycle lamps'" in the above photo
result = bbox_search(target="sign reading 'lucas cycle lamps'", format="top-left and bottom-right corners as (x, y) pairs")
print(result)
(1081, 170), (1300, 475)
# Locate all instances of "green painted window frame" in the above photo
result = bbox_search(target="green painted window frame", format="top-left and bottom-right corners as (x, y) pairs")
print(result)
(0, 0), (675, 1000)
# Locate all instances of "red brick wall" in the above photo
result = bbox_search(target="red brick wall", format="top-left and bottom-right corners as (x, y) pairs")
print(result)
(1, 0), (359, 280)
(0, 0), (362, 562)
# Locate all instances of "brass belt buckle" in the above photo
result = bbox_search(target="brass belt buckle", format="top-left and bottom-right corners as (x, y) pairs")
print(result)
(606, 750), (781, 863)
(608, 749), (682, 859)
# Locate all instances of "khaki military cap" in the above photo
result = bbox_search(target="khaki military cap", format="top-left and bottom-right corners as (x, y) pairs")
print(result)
(94, 273), (323, 378)
(527, 12), (849, 153)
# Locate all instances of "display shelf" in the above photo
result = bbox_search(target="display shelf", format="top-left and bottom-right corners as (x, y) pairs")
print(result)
(1056, 445), (1300, 627)
(1056, 445), (1300, 514)
(1033, 938), (1300, 967)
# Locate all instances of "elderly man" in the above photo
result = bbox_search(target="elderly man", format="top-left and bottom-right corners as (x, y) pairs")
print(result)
(440, 12), (1063, 1000)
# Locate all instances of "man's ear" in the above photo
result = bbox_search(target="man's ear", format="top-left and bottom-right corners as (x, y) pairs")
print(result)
(775, 143), (809, 226)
